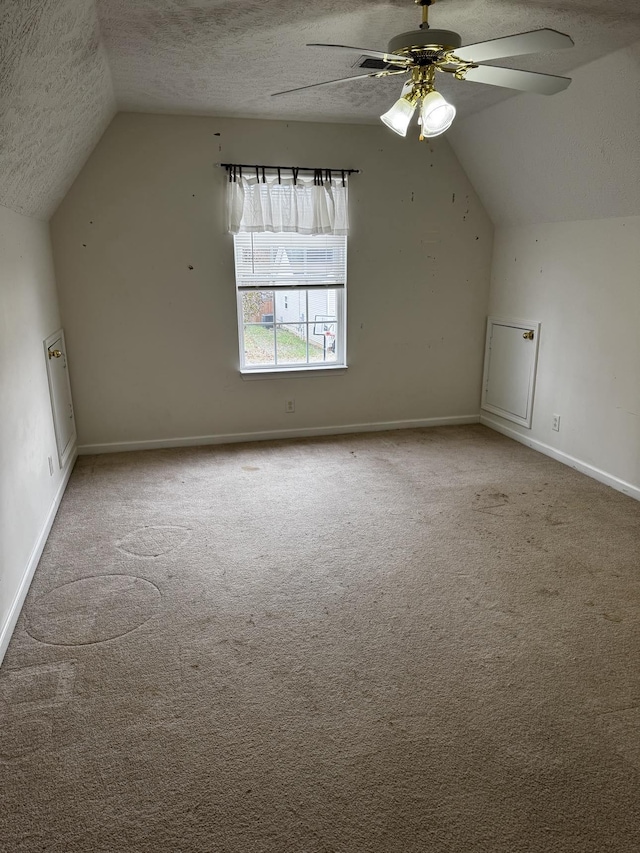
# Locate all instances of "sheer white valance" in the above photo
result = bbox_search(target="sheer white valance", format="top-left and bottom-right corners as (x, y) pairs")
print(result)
(227, 170), (349, 236)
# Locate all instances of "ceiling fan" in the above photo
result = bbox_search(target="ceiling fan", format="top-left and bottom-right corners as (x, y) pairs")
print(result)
(272, 0), (574, 140)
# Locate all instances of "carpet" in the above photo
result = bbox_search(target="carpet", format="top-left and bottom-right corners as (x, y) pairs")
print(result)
(1, 425), (639, 852)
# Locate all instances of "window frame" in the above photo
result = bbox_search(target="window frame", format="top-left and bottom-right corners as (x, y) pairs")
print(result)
(233, 233), (348, 374)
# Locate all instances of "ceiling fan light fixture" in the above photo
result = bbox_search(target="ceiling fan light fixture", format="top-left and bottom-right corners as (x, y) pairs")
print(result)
(279, 9), (574, 143)
(420, 90), (456, 137)
(380, 94), (417, 136)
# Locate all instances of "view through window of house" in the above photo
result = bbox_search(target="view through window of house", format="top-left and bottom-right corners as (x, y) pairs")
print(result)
(234, 232), (347, 370)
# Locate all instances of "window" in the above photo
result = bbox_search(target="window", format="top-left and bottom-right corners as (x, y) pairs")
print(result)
(234, 232), (347, 371)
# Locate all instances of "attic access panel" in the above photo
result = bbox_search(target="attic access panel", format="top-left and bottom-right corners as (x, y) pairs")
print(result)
(44, 329), (76, 468)
(481, 317), (540, 429)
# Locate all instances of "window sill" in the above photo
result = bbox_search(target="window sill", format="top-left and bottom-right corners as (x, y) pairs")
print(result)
(240, 365), (348, 380)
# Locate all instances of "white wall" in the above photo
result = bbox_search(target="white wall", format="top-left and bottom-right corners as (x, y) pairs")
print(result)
(51, 113), (493, 451)
(447, 45), (640, 497)
(448, 43), (640, 227)
(487, 218), (640, 494)
(0, 205), (76, 662)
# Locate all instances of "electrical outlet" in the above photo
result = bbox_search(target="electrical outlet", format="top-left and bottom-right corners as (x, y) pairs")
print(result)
(48, 456), (54, 476)
(552, 414), (561, 432)
(285, 399), (295, 414)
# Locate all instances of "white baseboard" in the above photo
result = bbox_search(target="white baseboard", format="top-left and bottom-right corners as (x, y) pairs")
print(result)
(480, 414), (640, 502)
(78, 415), (481, 455)
(0, 447), (78, 667)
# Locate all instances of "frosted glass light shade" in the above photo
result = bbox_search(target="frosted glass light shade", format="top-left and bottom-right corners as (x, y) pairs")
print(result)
(420, 91), (456, 137)
(380, 97), (416, 137)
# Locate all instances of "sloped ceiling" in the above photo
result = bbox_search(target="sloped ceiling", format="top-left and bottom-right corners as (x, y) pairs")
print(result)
(2, 0), (640, 220)
(448, 41), (640, 225)
(0, 0), (115, 220)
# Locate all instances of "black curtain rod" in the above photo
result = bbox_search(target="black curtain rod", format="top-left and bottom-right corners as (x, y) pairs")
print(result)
(221, 163), (358, 186)
(220, 163), (359, 174)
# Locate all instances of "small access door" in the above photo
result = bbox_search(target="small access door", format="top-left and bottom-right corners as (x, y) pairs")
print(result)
(481, 317), (540, 429)
(44, 329), (76, 468)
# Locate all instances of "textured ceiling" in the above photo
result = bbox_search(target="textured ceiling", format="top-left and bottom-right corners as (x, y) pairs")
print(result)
(0, 0), (115, 219)
(96, 0), (640, 122)
(3, 0), (640, 220)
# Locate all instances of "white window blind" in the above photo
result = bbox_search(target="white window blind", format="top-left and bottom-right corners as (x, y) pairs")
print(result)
(234, 232), (347, 291)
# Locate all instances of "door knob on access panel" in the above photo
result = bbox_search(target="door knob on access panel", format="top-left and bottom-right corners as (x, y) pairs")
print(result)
(48, 349), (63, 359)
(522, 331), (534, 340)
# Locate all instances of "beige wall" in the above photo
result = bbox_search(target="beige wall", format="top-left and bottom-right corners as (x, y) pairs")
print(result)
(0, 205), (74, 660)
(51, 113), (493, 450)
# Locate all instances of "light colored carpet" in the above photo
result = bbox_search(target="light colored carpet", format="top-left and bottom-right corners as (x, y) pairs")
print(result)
(1, 425), (640, 852)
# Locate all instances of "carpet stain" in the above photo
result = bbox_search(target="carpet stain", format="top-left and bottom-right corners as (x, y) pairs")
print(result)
(602, 612), (623, 623)
(25, 575), (162, 646)
(117, 525), (191, 557)
(473, 506), (507, 516)
(537, 587), (560, 597)
(0, 660), (77, 709)
(472, 489), (514, 517)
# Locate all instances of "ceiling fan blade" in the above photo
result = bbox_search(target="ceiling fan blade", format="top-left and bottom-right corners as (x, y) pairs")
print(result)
(307, 43), (411, 67)
(271, 69), (407, 97)
(455, 29), (574, 63)
(462, 64), (571, 95)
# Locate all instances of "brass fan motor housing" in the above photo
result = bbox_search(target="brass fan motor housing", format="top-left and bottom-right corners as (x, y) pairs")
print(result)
(387, 28), (462, 57)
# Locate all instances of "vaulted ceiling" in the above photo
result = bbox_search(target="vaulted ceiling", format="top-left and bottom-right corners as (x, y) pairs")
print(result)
(0, 1), (115, 219)
(2, 0), (640, 219)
